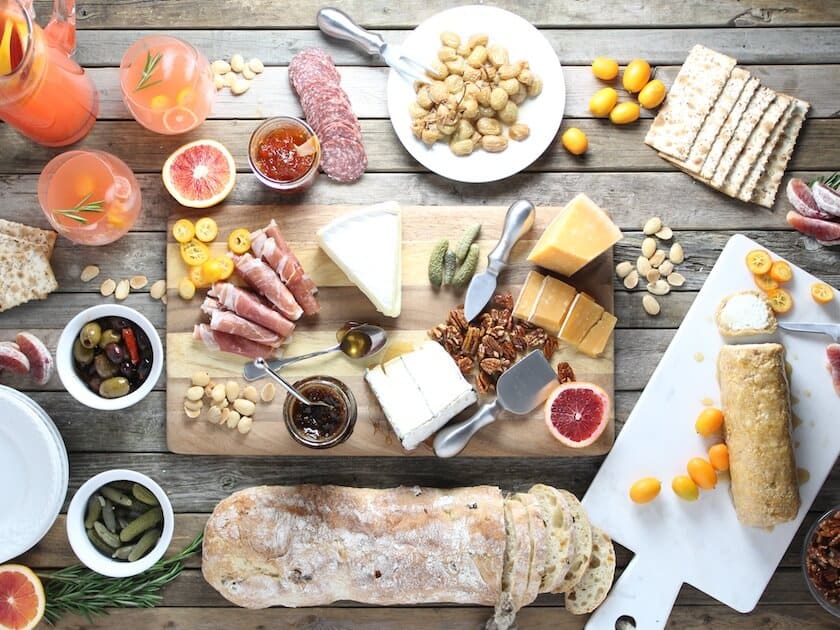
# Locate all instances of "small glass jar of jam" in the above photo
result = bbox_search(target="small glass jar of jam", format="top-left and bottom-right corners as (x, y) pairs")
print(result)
(283, 376), (356, 449)
(248, 116), (320, 193)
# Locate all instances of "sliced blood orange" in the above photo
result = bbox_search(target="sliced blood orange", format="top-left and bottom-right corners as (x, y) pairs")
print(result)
(162, 139), (236, 208)
(0, 565), (45, 630)
(544, 381), (610, 448)
(162, 106), (199, 134)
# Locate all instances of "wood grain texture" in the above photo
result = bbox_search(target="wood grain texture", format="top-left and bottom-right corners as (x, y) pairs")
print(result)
(164, 205), (614, 456)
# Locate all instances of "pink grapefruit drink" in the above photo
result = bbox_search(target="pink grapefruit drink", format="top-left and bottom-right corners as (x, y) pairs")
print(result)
(38, 150), (142, 245)
(119, 35), (214, 135)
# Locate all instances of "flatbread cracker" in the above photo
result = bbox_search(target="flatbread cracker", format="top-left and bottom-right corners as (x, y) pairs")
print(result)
(751, 99), (810, 208)
(722, 93), (792, 196)
(0, 248), (58, 312)
(710, 86), (775, 189)
(644, 44), (736, 161)
(700, 76), (760, 180)
(737, 98), (795, 201)
(0, 219), (57, 256)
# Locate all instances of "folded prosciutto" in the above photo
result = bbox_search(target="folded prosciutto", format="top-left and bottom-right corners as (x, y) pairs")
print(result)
(194, 324), (280, 360)
(230, 253), (303, 321)
(251, 220), (320, 315)
(202, 298), (287, 348)
(209, 283), (295, 338)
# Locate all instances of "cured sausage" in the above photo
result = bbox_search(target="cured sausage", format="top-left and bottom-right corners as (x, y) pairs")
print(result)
(15, 332), (53, 385)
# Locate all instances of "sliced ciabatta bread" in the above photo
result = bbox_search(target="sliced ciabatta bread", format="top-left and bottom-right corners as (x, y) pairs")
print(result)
(553, 490), (593, 593)
(503, 498), (532, 611)
(511, 492), (548, 607)
(565, 526), (616, 615)
(527, 484), (574, 593)
(715, 290), (777, 337)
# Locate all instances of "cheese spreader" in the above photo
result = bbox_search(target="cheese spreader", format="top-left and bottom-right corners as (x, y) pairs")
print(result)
(433, 350), (558, 457)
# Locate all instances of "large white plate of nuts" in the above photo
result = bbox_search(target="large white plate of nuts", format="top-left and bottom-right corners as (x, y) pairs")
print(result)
(386, 5), (565, 183)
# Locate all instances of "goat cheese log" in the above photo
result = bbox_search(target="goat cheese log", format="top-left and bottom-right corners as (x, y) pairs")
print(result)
(717, 343), (800, 527)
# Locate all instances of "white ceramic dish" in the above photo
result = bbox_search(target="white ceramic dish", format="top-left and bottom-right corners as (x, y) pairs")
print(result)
(56, 304), (163, 410)
(386, 5), (565, 183)
(66, 469), (174, 578)
(0, 385), (68, 563)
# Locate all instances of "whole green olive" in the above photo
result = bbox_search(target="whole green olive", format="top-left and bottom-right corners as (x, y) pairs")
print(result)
(98, 329), (122, 348)
(99, 376), (130, 398)
(94, 353), (118, 379)
(73, 338), (94, 365)
(80, 322), (102, 349)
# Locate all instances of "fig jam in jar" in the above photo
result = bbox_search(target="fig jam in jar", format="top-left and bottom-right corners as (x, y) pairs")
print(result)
(248, 116), (320, 192)
(284, 376), (356, 448)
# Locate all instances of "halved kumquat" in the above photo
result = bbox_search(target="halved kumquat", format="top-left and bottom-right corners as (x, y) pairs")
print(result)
(746, 249), (772, 275)
(769, 260), (792, 284)
(766, 287), (793, 314)
(811, 282), (835, 304)
(754, 273), (779, 293)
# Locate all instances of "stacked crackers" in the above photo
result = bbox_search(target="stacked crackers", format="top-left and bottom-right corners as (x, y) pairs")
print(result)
(645, 44), (809, 208)
(0, 219), (59, 312)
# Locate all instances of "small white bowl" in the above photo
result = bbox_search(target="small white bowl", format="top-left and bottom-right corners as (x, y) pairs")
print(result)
(56, 304), (163, 410)
(67, 469), (174, 577)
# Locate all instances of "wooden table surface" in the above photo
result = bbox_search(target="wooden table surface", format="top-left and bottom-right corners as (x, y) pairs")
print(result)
(4, 1), (840, 628)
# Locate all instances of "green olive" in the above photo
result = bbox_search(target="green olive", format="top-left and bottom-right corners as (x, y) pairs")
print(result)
(98, 329), (122, 348)
(94, 353), (118, 379)
(80, 322), (102, 349)
(73, 338), (94, 365)
(99, 376), (130, 398)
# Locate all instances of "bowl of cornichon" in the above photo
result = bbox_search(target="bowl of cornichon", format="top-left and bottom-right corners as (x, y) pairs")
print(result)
(66, 469), (175, 577)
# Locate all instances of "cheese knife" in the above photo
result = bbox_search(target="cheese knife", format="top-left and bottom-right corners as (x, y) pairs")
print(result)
(778, 321), (840, 342)
(433, 350), (558, 458)
(463, 199), (536, 322)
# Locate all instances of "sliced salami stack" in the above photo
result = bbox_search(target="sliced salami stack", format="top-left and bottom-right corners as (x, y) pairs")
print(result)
(288, 48), (367, 183)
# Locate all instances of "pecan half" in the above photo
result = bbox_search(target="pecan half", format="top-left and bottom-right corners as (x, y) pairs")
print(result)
(461, 326), (482, 355)
(455, 356), (475, 375)
(524, 328), (547, 349)
(557, 361), (576, 384)
(543, 335), (559, 359)
(490, 293), (514, 310)
(482, 335), (504, 358)
(480, 357), (504, 376)
(475, 370), (494, 394)
(447, 308), (468, 333)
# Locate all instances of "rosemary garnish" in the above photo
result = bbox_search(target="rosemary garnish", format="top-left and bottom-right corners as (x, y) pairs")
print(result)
(134, 49), (163, 92)
(811, 171), (840, 190)
(38, 532), (203, 625)
(53, 192), (104, 224)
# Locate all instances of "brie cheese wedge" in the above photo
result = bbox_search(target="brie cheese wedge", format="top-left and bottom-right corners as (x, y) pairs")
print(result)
(316, 201), (402, 317)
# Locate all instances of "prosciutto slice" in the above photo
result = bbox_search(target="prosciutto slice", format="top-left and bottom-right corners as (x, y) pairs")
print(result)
(230, 253), (303, 321)
(193, 324), (280, 360)
(252, 220), (320, 315)
(209, 283), (295, 338)
(828, 343), (840, 395)
(202, 299), (287, 348)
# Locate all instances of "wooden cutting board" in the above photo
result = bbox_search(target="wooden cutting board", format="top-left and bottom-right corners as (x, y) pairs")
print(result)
(165, 204), (615, 456)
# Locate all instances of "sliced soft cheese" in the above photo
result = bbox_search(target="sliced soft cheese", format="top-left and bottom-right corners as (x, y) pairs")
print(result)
(365, 364), (431, 446)
(317, 201), (402, 317)
(401, 342), (474, 415)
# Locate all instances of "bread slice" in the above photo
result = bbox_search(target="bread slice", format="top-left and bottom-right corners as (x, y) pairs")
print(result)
(511, 492), (548, 608)
(527, 484), (574, 593)
(565, 526), (616, 615)
(552, 490), (593, 594)
(751, 98), (810, 208)
(700, 76), (760, 180)
(716, 290), (777, 337)
(500, 497), (531, 612)
(738, 98), (796, 202)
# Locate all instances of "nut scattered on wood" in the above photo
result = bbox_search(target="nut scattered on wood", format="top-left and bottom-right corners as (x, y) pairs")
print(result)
(615, 261), (633, 278)
(184, 403), (202, 419)
(211, 59), (231, 74)
(184, 398), (203, 412)
(129, 275), (148, 290)
(667, 272), (686, 287)
(191, 371), (210, 387)
(655, 226), (673, 240)
(623, 270), (639, 290)
(237, 416), (253, 434)
(636, 256), (652, 276)
(226, 410), (241, 429)
(114, 279), (130, 300)
(211, 384), (226, 403)
(260, 382), (276, 402)
(150, 279), (166, 300)
(646, 268), (661, 283)
(247, 57), (265, 74)
(233, 398), (256, 417)
(186, 386), (204, 401)
(80, 265), (100, 282)
(641, 237), (657, 258)
(642, 294), (661, 316)
(649, 250), (666, 268)
(243, 385), (259, 403)
(658, 260), (674, 277)
(643, 217), (662, 236)
(100, 278), (116, 297)
(225, 381), (240, 403)
(557, 361), (576, 384)
(207, 405), (222, 424)
(647, 280), (671, 296)
(669, 242), (685, 264)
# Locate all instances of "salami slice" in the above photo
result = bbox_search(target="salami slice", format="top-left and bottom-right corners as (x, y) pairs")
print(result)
(320, 137), (367, 182)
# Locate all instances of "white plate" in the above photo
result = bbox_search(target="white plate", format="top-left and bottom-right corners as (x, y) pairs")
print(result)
(0, 386), (68, 563)
(386, 5), (565, 183)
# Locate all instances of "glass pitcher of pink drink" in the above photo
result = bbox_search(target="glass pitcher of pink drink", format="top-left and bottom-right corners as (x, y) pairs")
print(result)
(0, 0), (98, 146)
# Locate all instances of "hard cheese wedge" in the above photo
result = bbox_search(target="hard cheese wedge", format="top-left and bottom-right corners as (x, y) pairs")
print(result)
(317, 201), (402, 317)
(559, 293), (604, 346)
(513, 269), (576, 335)
(527, 194), (622, 277)
(578, 311), (617, 358)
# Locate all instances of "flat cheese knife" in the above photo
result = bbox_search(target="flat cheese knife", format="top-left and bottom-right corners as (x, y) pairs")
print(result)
(778, 322), (840, 342)
(433, 350), (558, 458)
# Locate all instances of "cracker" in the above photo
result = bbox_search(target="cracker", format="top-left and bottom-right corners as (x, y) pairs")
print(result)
(737, 98), (795, 202)
(0, 248), (58, 312)
(0, 219), (57, 256)
(700, 76), (760, 180)
(644, 44), (736, 160)
(751, 99), (810, 208)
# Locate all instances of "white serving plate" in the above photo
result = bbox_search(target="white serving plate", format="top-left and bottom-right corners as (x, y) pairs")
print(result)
(0, 385), (69, 563)
(583, 234), (840, 629)
(386, 5), (565, 183)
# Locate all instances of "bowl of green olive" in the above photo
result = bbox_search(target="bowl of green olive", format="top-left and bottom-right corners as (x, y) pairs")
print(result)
(56, 304), (163, 410)
(67, 469), (174, 577)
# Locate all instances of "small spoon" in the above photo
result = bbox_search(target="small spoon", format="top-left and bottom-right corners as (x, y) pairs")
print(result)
(253, 357), (331, 408)
(243, 323), (388, 381)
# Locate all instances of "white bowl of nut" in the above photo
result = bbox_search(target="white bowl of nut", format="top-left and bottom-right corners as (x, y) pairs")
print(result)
(387, 5), (565, 183)
(66, 469), (174, 578)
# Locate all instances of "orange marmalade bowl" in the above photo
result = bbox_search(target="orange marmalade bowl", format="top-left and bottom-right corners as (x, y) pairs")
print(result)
(248, 116), (320, 192)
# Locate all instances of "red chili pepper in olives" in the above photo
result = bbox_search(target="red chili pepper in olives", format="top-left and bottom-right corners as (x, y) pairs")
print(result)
(122, 327), (140, 365)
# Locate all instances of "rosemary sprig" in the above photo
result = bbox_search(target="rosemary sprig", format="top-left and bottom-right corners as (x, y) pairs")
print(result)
(811, 171), (840, 190)
(134, 49), (163, 92)
(53, 192), (104, 224)
(38, 532), (203, 625)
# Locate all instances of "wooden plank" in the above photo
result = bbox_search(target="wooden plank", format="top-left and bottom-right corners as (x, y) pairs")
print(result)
(34, 0), (840, 28)
(2, 118), (837, 175)
(164, 205), (614, 457)
(1, 173), (834, 233)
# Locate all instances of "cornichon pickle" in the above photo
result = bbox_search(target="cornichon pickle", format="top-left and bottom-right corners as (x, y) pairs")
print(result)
(100, 485), (133, 507)
(452, 243), (480, 287)
(87, 528), (114, 556)
(101, 498), (117, 533)
(93, 521), (122, 548)
(84, 494), (103, 529)
(128, 528), (161, 562)
(455, 223), (481, 263)
(442, 250), (457, 286)
(112, 545), (135, 560)
(120, 507), (163, 542)
(427, 238), (448, 288)
(132, 483), (159, 506)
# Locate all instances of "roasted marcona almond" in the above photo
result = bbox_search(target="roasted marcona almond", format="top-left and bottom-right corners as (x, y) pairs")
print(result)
(641, 237), (657, 258)
(658, 260), (674, 277)
(649, 250), (666, 268)
(191, 370), (210, 387)
(186, 385), (204, 401)
(237, 416), (253, 434)
(655, 226), (673, 240)
(647, 280), (671, 296)
(615, 261), (633, 279)
(100, 278), (116, 297)
(669, 242), (685, 264)
(667, 272), (686, 287)
(646, 269), (661, 283)
(225, 381), (240, 403)
(233, 398), (256, 417)
(114, 279), (130, 301)
(183, 398), (203, 411)
(636, 256), (652, 276)
(243, 385), (259, 403)
(80, 265), (100, 282)
(642, 294), (661, 316)
(184, 403), (201, 419)
(207, 405), (222, 424)
(129, 275), (148, 289)
(226, 410), (241, 429)
(643, 217), (662, 236)
(623, 270), (639, 290)
(260, 382), (276, 402)
(211, 383), (226, 403)
(150, 279), (166, 299)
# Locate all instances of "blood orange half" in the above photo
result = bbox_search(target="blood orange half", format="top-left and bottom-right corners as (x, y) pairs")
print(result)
(162, 139), (236, 208)
(544, 382), (610, 448)
(0, 565), (45, 630)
